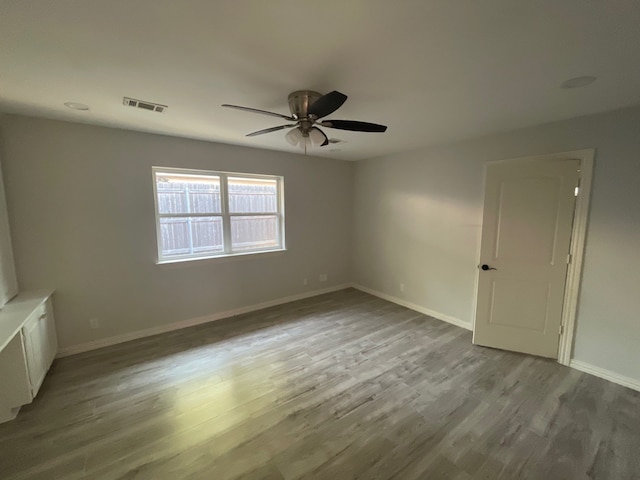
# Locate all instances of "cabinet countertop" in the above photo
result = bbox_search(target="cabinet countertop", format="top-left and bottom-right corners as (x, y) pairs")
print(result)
(0, 290), (54, 352)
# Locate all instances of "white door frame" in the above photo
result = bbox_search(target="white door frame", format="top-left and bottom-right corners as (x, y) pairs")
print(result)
(472, 149), (595, 366)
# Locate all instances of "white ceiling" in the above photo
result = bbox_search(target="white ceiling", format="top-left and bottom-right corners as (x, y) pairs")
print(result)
(1, 1), (639, 161)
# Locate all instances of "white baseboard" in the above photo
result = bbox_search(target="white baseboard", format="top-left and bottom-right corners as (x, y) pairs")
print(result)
(570, 360), (640, 393)
(352, 283), (472, 331)
(56, 284), (352, 357)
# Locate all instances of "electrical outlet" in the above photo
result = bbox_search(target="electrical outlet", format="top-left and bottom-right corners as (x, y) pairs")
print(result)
(303, 278), (308, 285)
(400, 283), (405, 292)
(89, 318), (100, 329)
(319, 274), (328, 282)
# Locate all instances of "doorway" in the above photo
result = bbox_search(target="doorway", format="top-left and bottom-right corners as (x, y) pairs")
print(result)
(473, 150), (594, 364)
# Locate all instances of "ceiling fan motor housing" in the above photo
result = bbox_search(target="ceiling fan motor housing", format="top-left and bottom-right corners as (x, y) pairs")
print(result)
(288, 90), (322, 121)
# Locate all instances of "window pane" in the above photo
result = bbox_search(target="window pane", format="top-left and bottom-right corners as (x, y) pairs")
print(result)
(159, 218), (190, 255)
(228, 177), (278, 213)
(160, 217), (223, 257)
(156, 172), (221, 214)
(190, 217), (224, 253)
(231, 215), (279, 251)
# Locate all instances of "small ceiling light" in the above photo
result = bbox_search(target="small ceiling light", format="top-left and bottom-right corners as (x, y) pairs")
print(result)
(561, 76), (597, 89)
(64, 102), (89, 111)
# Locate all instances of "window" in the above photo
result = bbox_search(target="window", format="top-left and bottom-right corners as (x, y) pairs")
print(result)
(152, 167), (284, 262)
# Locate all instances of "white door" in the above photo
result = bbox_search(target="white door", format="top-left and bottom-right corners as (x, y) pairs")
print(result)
(473, 157), (579, 358)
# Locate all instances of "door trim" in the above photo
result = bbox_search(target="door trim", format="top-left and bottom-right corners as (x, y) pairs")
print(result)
(472, 149), (594, 365)
(557, 149), (594, 365)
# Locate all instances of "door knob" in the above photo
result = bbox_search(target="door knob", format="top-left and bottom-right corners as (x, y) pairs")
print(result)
(480, 264), (497, 271)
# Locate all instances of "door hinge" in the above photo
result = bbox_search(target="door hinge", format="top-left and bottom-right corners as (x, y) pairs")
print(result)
(567, 253), (572, 264)
(559, 325), (564, 335)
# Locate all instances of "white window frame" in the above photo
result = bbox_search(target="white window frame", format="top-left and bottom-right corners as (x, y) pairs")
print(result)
(152, 166), (285, 264)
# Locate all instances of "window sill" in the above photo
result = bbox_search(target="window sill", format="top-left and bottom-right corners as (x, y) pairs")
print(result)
(156, 248), (287, 268)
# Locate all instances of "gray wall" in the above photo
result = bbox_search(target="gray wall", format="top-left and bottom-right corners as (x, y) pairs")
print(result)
(0, 115), (354, 349)
(353, 107), (640, 383)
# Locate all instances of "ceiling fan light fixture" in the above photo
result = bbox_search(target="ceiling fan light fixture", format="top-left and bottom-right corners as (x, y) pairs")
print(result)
(285, 127), (303, 146)
(308, 128), (326, 147)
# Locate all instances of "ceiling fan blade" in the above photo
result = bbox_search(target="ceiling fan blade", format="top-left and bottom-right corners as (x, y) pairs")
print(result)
(307, 91), (348, 119)
(320, 120), (387, 133)
(246, 124), (297, 137)
(222, 104), (296, 121)
(310, 127), (330, 146)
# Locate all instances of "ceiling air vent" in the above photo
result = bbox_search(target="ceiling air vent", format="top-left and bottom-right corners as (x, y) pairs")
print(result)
(123, 97), (167, 113)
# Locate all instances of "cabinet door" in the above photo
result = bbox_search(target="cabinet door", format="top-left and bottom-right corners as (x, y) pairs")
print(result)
(22, 298), (57, 398)
(42, 299), (58, 365)
(22, 314), (46, 396)
(0, 332), (33, 412)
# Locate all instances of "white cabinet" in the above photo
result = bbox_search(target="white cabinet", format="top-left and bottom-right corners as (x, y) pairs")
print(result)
(0, 291), (56, 423)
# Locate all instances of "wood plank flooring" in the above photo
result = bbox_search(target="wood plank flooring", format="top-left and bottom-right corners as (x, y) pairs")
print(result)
(0, 288), (638, 479)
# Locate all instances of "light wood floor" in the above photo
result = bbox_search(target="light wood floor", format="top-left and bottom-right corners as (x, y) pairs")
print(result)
(1, 289), (639, 480)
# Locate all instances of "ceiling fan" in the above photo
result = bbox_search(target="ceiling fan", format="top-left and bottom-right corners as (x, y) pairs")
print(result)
(222, 90), (387, 148)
